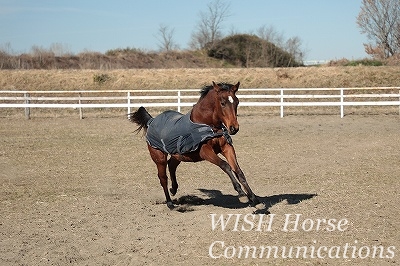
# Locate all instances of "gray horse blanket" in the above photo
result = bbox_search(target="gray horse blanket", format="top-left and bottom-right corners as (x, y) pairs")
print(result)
(146, 110), (231, 154)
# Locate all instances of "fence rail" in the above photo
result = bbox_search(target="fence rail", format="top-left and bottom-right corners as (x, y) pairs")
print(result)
(0, 88), (399, 119)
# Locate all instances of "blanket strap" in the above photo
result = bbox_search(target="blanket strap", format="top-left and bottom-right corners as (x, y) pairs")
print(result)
(221, 126), (233, 145)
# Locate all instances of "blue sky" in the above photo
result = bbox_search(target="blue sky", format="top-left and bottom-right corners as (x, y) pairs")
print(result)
(1, 0), (368, 61)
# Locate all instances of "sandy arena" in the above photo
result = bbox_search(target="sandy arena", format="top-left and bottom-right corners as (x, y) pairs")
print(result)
(0, 113), (399, 265)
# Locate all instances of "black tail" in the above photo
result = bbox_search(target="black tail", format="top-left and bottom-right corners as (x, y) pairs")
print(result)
(128, 106), (153, 133)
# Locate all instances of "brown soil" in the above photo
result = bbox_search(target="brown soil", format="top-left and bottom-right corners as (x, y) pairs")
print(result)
(0, 113), (399, 265)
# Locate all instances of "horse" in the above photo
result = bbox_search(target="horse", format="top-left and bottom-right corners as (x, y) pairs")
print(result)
(128, 81), (261, 209)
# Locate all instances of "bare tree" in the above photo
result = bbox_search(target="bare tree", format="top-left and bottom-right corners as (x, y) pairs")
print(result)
(285, 36), (305, 63)
(50, 43), (72, 56)
(357, 0), (400, 59)
(156, 24), (178, 52)
(257, 25), (284, 47)
(257, 25), (306, 64)
(189, 0), (231, 49)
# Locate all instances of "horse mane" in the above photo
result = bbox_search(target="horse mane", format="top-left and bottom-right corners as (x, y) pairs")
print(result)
(199, 82), (234, 98)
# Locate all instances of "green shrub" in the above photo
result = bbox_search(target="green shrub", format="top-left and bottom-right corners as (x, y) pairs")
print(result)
(345, 59), (384, 66)
(93, 73), (110, 84)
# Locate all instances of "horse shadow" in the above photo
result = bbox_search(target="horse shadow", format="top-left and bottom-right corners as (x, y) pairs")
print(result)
(171, 188), (317, 214)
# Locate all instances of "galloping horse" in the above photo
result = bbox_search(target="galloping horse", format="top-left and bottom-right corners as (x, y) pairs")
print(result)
(128, 82), (261, 209)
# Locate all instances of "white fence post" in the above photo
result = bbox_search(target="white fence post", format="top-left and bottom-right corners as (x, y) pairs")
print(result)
(280, 89), (284, 118)
(127, 91), (131, 114)
(177, 90), (181, 112)
(24, 92), (30, 119)
(340, 89), (344, 118)
(78, 93), (83, 119)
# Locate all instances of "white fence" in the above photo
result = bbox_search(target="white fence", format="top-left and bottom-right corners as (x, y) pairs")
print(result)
(0, 87), (399, 119)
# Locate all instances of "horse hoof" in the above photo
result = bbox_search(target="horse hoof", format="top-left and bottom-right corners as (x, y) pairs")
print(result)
(167, 202), (175, 209)
(238, 195), (249, 203)
(169, 188), (177, 196)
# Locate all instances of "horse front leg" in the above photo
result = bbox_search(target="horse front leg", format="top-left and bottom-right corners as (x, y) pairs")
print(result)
(199, 144), (248, 203)
(222, 144), (261, 208)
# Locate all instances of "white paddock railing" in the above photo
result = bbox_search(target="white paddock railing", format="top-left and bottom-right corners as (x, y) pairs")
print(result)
(0, 87), (399, 119)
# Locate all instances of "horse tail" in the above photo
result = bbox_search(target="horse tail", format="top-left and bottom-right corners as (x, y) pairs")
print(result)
(128, 106), (153, 133)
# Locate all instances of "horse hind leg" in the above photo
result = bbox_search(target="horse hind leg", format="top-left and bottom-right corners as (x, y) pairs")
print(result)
(149, 146), (174, 209)
(156, 163), (174, 209)
(167, 157), (181, 196)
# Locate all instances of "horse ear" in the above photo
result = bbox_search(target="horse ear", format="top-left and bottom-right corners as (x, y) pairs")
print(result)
(212, 81), (221, 93)
(232, 82), (240, 93)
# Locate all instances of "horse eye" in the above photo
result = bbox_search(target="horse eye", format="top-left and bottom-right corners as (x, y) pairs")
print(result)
(221, 101), (226, 107)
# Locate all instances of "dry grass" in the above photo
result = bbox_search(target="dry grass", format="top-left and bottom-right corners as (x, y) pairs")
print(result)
(1, 66), (400, 91)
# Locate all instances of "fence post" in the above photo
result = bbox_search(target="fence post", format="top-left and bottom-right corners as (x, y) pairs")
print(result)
(340, 89), (344, 118)
(127, 91), (131, 114)
(177, 90), (181, 113)
(78, 93), (83, 119)
(24, 92), (30, 119)
(280, 89), (284, 118)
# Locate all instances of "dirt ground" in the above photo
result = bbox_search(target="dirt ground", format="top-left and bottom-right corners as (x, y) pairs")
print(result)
(0, 113), (399, 265)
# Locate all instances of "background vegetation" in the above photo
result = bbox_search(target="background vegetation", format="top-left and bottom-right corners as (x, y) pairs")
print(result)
(1, 67), (399, 91)
(0, 33), (304, 70)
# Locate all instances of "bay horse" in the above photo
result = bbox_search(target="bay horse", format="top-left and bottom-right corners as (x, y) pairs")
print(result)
(128, 82), (261, 209)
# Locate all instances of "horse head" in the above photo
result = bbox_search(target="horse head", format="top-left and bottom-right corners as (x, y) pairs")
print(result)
(212, 81), (240, 135)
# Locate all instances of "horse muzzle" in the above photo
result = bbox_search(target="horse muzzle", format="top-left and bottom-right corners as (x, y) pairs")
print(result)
(229, 125), (239, 135)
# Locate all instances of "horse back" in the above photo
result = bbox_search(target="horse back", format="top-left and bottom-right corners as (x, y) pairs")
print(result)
(146, 110), (216, 155)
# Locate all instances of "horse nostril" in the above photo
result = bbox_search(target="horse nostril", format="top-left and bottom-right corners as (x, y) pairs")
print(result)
(230, 126), (239, 135)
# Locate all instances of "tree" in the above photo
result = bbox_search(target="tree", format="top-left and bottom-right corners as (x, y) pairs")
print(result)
(49, 43), (72, 56)
(189, 0), (231, 49)
(257, 25), (306, 64)
(257, 25), (285, 47)
(156, 24), (178, 52)
(284, 36), (305, 63)
(208, 34), (301, 67)
(357, 0), (400, 59)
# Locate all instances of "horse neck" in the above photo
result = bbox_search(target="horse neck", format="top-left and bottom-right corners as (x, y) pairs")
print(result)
(191, 96), (220, 127)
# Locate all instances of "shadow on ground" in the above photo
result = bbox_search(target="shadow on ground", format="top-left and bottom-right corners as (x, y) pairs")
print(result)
(169, 189), (317, 213)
